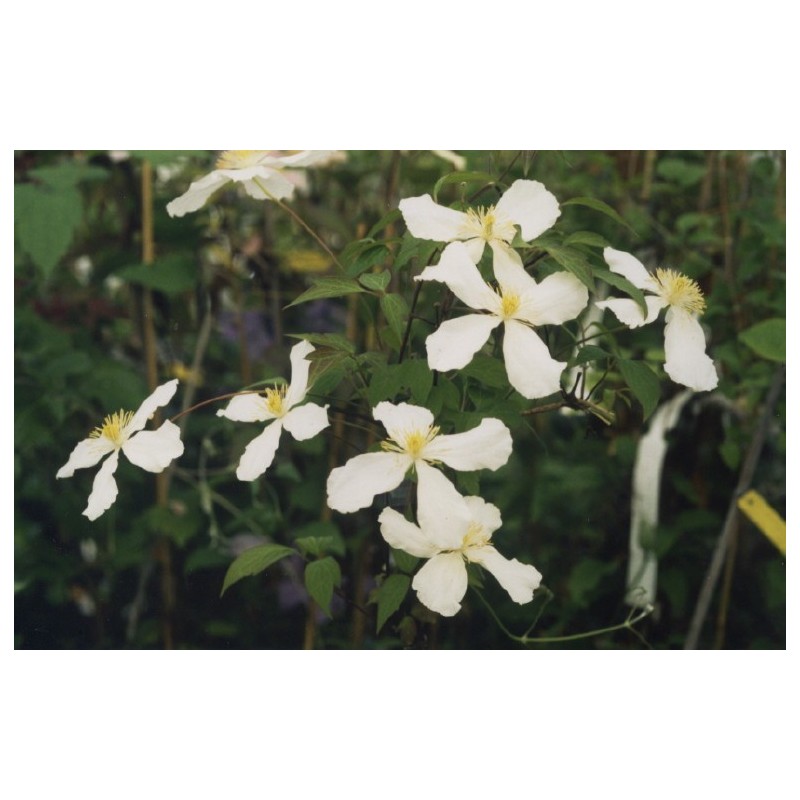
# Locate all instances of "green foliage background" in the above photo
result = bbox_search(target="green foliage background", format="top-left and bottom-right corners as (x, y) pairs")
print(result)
(14, 150), (786, 649)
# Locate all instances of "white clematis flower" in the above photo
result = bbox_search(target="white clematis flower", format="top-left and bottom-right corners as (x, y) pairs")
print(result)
(417, 241), (589, 399)
(217, 340), (329, 481)
(326, 401), (512, 514)
(379, 466), (542, 617)
(595, 247), (718, 391)
(398, 178), (560, 263)
(56, 379), (184, 521)
(166, 150), (338, 218)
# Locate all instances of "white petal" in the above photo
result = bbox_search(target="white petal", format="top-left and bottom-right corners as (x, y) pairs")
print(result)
(166, 171), (230, 217)
(424, 418), (512, 472)
(326, 451), (412, 513)
(83, 452), (119, 521)
(603, 247), (652, 289)
(490, 244), (539, 298)
(373, 402), (434, 443)
(282, 403), (330, 441)
(416, 242), (498, 312)
(412, 552), (468, 617)
(595, 296), (664, 329)
(503, 319), (566, 399)
(663, 309), (719, 391)
(241, 171), (296, 202)
(424, 314), (500, 372)
(276, 150), (340, 168)
(129, 379), (180, 434)
(415, 462), (471, 550)
(217, 392), (272, 422)
(57, 436), (113, 478)
(284, 340), (314, 409)
(462, 237), (486, 264)
(399, 194), (469, 242)
(494, 179), (560, 241)
(122, 420), (184, 473)
(516, 271), (589, 326)
(236, 421), (284, 481)
(378, 508), (440, 559)
(462, 496), (503, 538)
(467, 545), (542, 604)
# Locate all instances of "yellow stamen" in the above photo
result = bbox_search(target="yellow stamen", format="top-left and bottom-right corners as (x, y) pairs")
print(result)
(89, 410), (135, 447)
(381, 425), (441, 459)
(499, 289), (521, 320)
(653, 268), (706, 315)
(215, 150), (267, 169)
(461, 521), (488, 550)
(264, 385), (288, 417)
(464, 206), (516, 244)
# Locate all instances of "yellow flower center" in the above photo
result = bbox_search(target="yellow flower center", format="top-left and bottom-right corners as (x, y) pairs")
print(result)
(653, 268), (706, 315)
(264, 385), (288, 417)
(498, 288), (521, 320)
(215, 150), (269, 169)
(461, 521), (488, 550)
(381, 426), (441, 459)
(89, 410), (135, 448)
(464, 206), (516, 244)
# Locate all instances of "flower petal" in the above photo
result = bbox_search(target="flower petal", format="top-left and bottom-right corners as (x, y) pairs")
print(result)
(217, 392), (272, 423)
(282, 403), (330, 441)
(424, 314), (500, 372)
(57, 436), (113, 478)
(378, 508), (440, 559)
(467, 545), (542, 604)
(663, 309), (719, 391)
(236, 421), (284, 481)
(83, 452), (119, 521)
(284, 340), (314, 409)
(326, 451), (412, 513)
(416, 242), (498, 312)
(603, 247), (652, 289)
(517, 271), (589, 326)
(129, 379), (180, 434)
(240, 171), (296, 202)
(490, 244), (539, 297)
(462, 496), (503, 538)
(415, 462), (471, 550)
(373, 402), (434, 443)
(502, 319), (566, 399)
(399, 194), (468, 242)
(276, 150), (340, 168)
(166, 171), (231, 217)
(412, 552), (468, 617)
(122, 420), (184, 473)
(595, 296), (664, 328)
(495, 179), (560, 241)
(424, 418), (512, 472)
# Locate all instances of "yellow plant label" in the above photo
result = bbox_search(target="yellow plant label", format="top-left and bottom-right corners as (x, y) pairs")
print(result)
(738, 489), (786, 555)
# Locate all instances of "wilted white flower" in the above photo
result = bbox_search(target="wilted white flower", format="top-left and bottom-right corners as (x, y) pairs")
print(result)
(595, 247), (718, 391)
(57, 380), (184, 520)
(326, 401), (512, 514)
(379, 466), (542, 616)
(399, 178), (560, 263)
(217, 340), (329, 481)
(166, 150), (338, 217)
(417, 242), (588, 399)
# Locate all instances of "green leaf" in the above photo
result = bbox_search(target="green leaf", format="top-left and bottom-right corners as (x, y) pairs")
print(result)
(286, 276), (366, 307)
(564, 231), (610, 249)
(619, 359), (660, 420)
(563, 196), (637, 235)
(117, 253), (198, 294)
(286, 332), (355, 353)
(220, 544), (296, 597)
(15, 183), (83, 276)
(367, 209), (403, 238)
(593, 266), (648, 316)
(129, 150), (208, 165)
(391, 548), (419, 574)
(460, 354), (509, 388)
(342, 241), (389, 277)
(380, 292), (410, 339)
(432, 170), (496, 202)
(375, 574), (411, 633)
(304, 556), (341, 617)
(570, 345), (611, 367)
(30, 163), (109, 189)
(400, 359), (433, 403)
(539, 245), (594, 290)
(656, 158), (707, 188)
(738, 318), (785, 362)
(359, 270), (391, 292)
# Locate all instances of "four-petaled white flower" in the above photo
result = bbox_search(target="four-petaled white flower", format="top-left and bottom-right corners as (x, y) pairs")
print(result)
(56, 380), (184, 520)
(379, 465), (542, 616)
(166, 150), (339, 218)
(595, 247), (718, 391)
(326, 401), (512, 513)
(399, 179), (560, 263)
(416, 241), (589, 399)
(217, 340), (329, 481)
